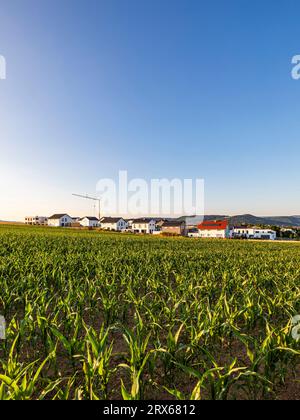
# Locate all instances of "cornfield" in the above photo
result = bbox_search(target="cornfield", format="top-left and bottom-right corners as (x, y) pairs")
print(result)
(0, 225), (299, 400)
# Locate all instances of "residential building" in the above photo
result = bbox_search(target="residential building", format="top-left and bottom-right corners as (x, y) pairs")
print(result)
(25, 216), (48, 226)
(131, 218), (157, 234)
(100, 217), (127, 231)
(79, 216), (100, 228)
(161, 220), (186, 236)
(232, 227), (254, 239)
(254, 229), (277, 240)
(232, 227), (276, 240)
(48, 214), (73, 227)
(198, 220), (230, 239)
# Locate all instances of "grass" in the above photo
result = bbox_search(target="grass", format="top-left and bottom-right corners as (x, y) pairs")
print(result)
(0, 225), (299, 400)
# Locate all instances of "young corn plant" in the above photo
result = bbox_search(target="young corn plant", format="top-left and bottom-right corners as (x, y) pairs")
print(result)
(157, 323), (187, 380)
(81, 324), (114, 400)
(0, 335), (52, 400)
(198, 347), (262, 400)
(118, 312), (155, 400)
(50, 314), (84, 372)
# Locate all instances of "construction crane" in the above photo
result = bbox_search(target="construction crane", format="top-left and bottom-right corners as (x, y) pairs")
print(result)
(72, 193), (101, 220)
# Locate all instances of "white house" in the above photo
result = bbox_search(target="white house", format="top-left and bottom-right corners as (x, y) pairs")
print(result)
(100, 217), (127, 231)
(198, 220), (231, 239)
(48, 214), (73, 227)
(25, 216), (48, 226)
(79, 216), (100, 228)
(255, 229), (276, 240)
(233, 227), (276, 240)
(131, 218), (157, 234)
(232, 227), (257, 238)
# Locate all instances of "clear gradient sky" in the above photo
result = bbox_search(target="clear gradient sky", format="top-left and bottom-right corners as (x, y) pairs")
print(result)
(1, 0), (300, 220)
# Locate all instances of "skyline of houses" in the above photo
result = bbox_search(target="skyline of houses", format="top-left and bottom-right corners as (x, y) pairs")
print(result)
(24, 213), (278, 240)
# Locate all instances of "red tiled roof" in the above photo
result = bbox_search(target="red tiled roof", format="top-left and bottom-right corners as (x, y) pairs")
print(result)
(198, 220), (228, 230)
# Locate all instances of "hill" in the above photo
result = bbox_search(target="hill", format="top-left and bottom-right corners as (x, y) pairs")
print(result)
(204, 214), (300, 227)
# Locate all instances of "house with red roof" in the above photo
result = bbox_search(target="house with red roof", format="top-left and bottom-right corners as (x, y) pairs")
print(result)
(197, 220), (231, 239)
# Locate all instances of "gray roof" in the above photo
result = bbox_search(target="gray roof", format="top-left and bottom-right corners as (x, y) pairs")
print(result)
(101, 217), (125, 223)
(162, 221), (185, 227)
(80, 216), (99, 221)
(48, 214), (70, 220)
(132, 218), (155, 224)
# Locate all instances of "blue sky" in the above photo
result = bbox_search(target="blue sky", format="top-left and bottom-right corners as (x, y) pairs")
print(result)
(1, 0), (300, 220)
